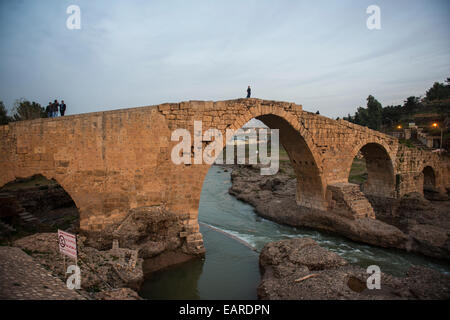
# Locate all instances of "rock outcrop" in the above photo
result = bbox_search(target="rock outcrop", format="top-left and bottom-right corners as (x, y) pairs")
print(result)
(83, 206), (205, 274)
(13, 233), (144, 299)
(368, 193), (450, 259)
(258, 238), (450, 300)
(94, 288), (142, 300)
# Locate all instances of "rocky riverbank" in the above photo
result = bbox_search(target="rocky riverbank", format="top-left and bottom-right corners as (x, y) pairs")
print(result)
(12, 233), (143, 299)
(258, 238), (450, 300)
(10, 205), (202, 300)
(228, 164), (450, 260)
(1, 183), (201, 299)
(0, 176), (205, 299)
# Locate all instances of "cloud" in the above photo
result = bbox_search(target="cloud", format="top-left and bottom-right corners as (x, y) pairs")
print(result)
(0, 0), (449, 119)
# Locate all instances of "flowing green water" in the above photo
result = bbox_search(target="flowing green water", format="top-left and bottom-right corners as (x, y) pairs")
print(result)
(139, 165), (450, 300)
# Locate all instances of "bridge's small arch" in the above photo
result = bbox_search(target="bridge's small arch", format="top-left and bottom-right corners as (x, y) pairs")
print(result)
(422, 166), (436, 189)
(422, 165), (437, 199)
(348, 143), (395, 198)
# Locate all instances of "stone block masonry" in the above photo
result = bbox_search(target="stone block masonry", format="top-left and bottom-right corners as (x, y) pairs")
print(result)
(0, 99), (448, 254)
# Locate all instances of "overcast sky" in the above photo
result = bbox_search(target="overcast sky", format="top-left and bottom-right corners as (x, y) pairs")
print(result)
(0, 0), (449, 118)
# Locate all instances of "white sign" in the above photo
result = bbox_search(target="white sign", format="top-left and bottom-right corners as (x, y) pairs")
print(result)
(58, 230), (77, 259)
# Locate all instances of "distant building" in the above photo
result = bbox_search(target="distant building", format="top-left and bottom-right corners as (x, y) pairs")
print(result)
(389, 126), (441, 149)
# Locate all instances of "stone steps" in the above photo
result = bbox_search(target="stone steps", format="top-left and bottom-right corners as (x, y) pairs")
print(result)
(0, 193), (26, 218)
(18, 211), (39, 223)
(0, 220), (16, 232)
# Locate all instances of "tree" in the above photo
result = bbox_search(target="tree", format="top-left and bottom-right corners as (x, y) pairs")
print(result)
(382, 105), (402, 127)
(354, 106), (369, 126)
(0, 101), (12, 125)
(403, 96), (421, 113)
(344, 77), (450, 134)
(425, 79), (450, 101)
(366, 95), (383, 130)
(12, 99), (46, 121)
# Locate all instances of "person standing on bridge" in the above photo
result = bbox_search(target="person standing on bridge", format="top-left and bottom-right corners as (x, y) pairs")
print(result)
(246, 86), (251, 98)
(52, 100), (59, 117)
(46, 102), (52, 118)
(59, 100), (67, 116)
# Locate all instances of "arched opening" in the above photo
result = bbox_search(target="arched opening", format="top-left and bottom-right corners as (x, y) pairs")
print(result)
(0, 174), (79, 243)
(348, 152), (368, 185)
(187, 113), (325, 213)
(348, 143), (395, 198)
(142, 114), (325, 299)
(255, 114), (325, 209)
(422, 166), (437, 199)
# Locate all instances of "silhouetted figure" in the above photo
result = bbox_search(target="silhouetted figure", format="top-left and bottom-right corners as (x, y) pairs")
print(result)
(52, 100), (59, 117)
(60, 100), (67, 116)
(46, 102), (52, 118)
(247, 86), (251, 98)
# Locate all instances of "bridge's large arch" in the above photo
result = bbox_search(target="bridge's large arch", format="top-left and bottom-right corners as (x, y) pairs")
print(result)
(255, 114), (325, 209)
(195, 108), (326, 212)
(348, 142), (396, 198)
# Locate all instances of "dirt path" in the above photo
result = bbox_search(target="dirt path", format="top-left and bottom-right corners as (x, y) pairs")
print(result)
(0, 246), (84, 300)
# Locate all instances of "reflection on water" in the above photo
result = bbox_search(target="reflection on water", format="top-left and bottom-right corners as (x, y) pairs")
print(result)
(139, 225), (259, 300)
(139, 256), (203, 300)
(140, 165), (450, 300)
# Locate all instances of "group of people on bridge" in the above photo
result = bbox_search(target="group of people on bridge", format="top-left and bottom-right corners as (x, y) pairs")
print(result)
(44, 88), (250, 119)
(46, 100), (67, 118)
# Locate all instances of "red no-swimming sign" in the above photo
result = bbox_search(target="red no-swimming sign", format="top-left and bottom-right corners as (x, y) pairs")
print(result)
(58, 229), (77, 259)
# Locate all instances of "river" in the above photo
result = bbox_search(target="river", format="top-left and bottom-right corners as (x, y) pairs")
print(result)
(139, 165), (450, 300)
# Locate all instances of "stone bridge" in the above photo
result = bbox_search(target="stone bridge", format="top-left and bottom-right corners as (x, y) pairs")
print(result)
(0, 99), (448, 253)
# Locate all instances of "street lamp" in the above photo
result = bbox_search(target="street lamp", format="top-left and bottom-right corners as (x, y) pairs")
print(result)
(432, 122), (443, 152)
(396, 125), (402, 129)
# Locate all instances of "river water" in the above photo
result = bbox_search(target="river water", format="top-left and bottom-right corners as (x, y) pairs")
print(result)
(139, 165), (450, 300)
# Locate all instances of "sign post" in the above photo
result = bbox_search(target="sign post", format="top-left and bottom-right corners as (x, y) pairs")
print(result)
(58, 230), (77, 274)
